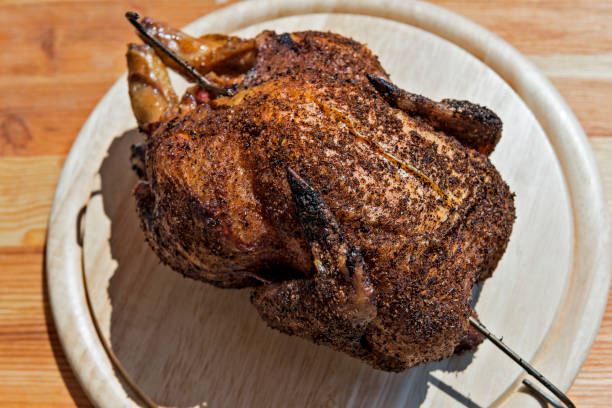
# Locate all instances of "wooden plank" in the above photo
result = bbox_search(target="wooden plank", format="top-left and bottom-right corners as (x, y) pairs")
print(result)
(0, 1), (241, 77)
(0, 76), (121, 156)
(530, 53), (612, 80)
(429, 0), (612, 55)
(0, 0), (610, 81)
(0, 0), (609, 59)
(566, 139), (612, 406)
(0, 80), (112, 157)
(589, 137), (612, 213)
(0, 0), (239, 156)
(569, 282), (612, 406)
(0, 1), (241, 157)
(0, 249), (92, 408)
(552, 78), (612, 138)
(0, 156), (63, 246)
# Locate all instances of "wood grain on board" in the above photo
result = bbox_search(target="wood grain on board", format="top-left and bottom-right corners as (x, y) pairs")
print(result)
(0, 249), (92, 408)
(1, 0), (611, 406)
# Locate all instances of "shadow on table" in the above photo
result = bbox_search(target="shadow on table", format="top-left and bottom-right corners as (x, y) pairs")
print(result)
(91, 128), (482, 408)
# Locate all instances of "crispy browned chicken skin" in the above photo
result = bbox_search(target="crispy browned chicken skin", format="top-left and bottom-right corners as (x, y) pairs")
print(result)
(126, 17), (515, 371)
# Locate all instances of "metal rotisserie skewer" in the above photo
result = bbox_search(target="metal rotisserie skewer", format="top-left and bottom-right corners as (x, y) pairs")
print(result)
(125, 11), (234, 97)
(469, 317), (574, 408)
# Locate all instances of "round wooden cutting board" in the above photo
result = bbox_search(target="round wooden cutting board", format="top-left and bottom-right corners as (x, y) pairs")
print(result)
(46, 1), (612, 407)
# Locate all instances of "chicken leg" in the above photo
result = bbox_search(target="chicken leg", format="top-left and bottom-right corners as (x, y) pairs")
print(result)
(251, 168), (377, 353)
(126, 43), (178, 129)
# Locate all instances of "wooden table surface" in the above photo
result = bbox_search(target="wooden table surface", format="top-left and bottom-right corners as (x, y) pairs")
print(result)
(0, 0), (610, 406)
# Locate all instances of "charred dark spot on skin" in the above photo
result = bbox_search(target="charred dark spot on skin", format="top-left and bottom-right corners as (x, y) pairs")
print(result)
(443, 99), (502, 129)
(366, 74), (402, 107)
(130, 143), (146, 179)
(278, 33), (299, 51)
(345, 246), (363, 278)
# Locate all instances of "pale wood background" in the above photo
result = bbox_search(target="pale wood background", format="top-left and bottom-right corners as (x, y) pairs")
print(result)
(0, 0), (610, 407)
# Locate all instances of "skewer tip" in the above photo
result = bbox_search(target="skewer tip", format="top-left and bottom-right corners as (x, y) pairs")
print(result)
(125, 11), (140, 21)
(469, 317), (575, 408)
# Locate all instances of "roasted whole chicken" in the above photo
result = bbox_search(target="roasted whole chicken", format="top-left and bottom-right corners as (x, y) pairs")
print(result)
(126, 16), (515, 371)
